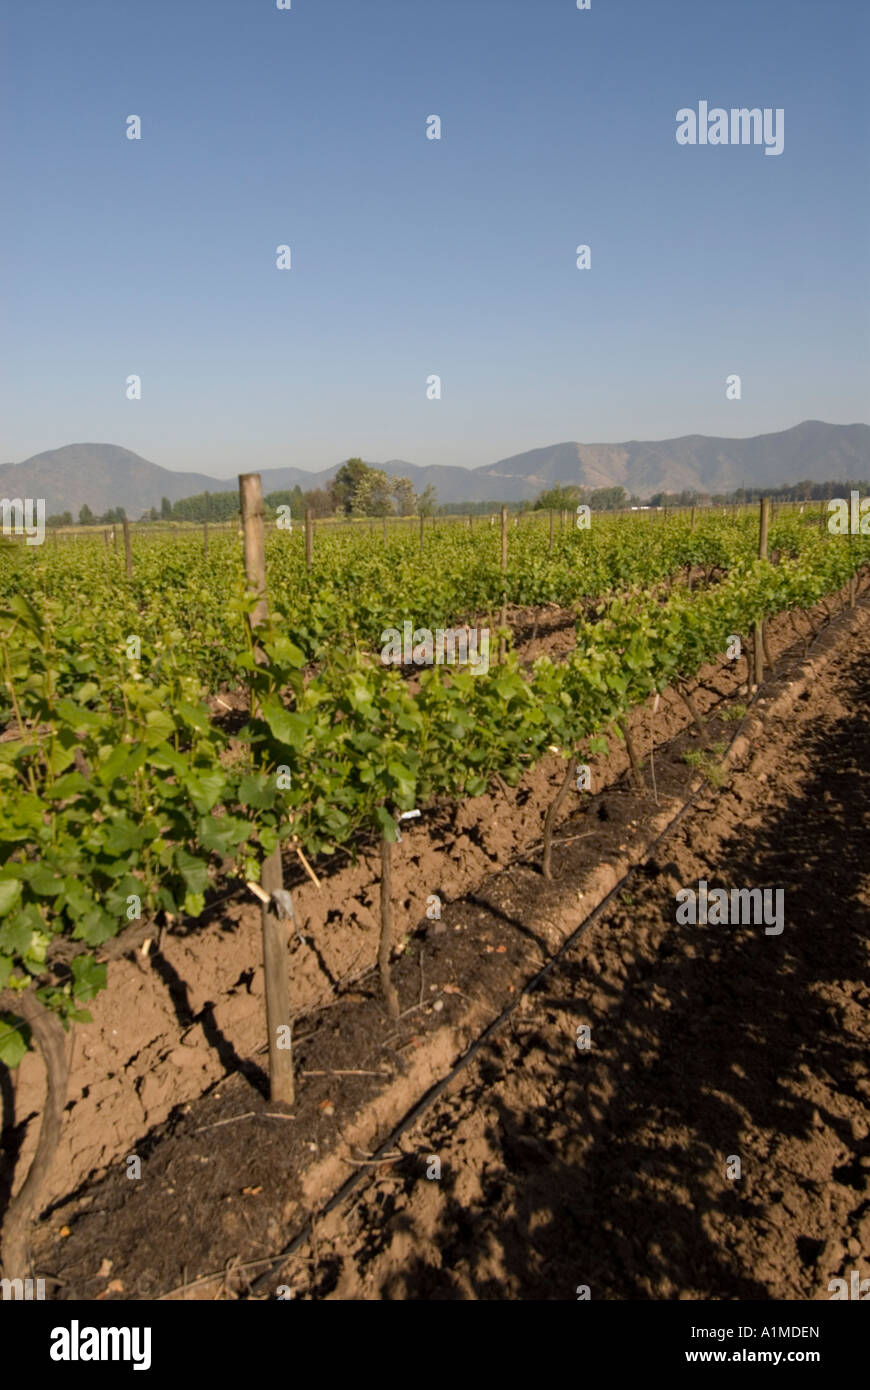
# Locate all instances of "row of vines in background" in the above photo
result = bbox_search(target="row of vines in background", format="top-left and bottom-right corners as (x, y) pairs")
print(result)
(0, 505), (817, 694)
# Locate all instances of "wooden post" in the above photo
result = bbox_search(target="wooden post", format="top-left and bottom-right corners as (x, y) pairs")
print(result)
(500, 505), (508, 663)
(258, 841), (294, 1104)
(419, 513), (425, 554)
(113, 526), (118, 554)
(122, 518), (132, 578)
(104, 530), (110, 548)
(753, 498), (770, 687)
(305, 508), (313, 570)
(549, 509), (554, 551)
(378, 835), (399, 1019)
(849, 525), (855, 608)
(239, 474), (269, 635)
(203, 519), (209, 556)
(690, 506), (696, 533)
(238, 471), (294, 1106)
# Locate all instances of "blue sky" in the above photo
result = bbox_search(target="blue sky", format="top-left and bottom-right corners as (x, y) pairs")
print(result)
(1, 0), (867, 477)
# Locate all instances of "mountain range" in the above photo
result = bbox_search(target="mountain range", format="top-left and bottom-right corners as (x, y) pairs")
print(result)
(1, 421), (868, 516)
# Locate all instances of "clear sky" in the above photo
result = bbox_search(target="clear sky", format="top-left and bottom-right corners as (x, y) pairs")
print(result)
(1, 0), (867, 478)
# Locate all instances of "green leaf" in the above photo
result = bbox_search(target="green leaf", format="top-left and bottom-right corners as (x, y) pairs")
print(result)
(0, 1013), (29, 1068)
(261, 699), (309, 750)
(375, 805), (399, 841)
(386, 760), (416, 801)
(198, 814), (250, 855)
(46, 741), (78, 776)
(237, 775), (276, 811)
(28, 864), (65, 897)
(183, 890), (206, 918)
(144, 709), (177, 745)
(0, 878), (22, 918)
(258, 825), (278, 856)
(72, 907), (119, 946)
(176, 700), (212, 734)
(269, 637), (306, 668)
(43, 770), (90, 800)
(183, 768), (226, 814)
(173, 849), (209, 895)
(70, 955), (107, 1003)
(54, 698), (104, 732)
(101, 815), (147, 855)
(0, 913), (31, 957)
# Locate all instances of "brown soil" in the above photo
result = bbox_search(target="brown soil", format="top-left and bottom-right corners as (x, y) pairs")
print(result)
(5, 589), (869, 1300)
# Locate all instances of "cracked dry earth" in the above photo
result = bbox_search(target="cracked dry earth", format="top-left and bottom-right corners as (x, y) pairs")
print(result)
(278, 644), (870, 1301)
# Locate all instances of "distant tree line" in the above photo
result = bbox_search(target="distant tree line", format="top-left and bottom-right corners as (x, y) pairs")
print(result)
(532, 478), (870, 512)
(46, 505), (127, 527)
(647, 478), (870, 508)
(533, 484), (631, 511)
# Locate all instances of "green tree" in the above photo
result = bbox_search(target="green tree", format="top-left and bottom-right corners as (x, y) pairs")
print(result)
(329, 458), (371, 515)
(303, 487), (335, 518)
(588, 486), (628, 511)
(417, 484), (437, 516)
(78, 504), (95, 525)
(352, 469), (394, 516)
(392, 477), (417, 516)
(533, 484), (582, 511)
(160, 496), (173, 519)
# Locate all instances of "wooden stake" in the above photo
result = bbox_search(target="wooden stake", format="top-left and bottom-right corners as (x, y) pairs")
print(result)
(259, 843), (294, 1105)
(379, 835), (399, 1019)
(203, 519), (209, 556)
(500, 505), (508, 662)
(122, 517), (132, 578)
(549, 509), (554, 551)
(239, 474), (269, 637)
(754, 498), (770, 684)
(419, 513), (425, 554)
(238, 471), (294, 1106)
(305, 508), (313, 570)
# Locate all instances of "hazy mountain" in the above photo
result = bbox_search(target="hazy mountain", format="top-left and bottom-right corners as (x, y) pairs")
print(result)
(475, 421), (870, 500)
(0, 444), (221, 519)
(2, 422), (868, 515)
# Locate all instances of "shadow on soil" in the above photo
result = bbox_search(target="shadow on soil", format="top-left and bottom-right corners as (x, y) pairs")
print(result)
(326, 651), (870, 1300)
